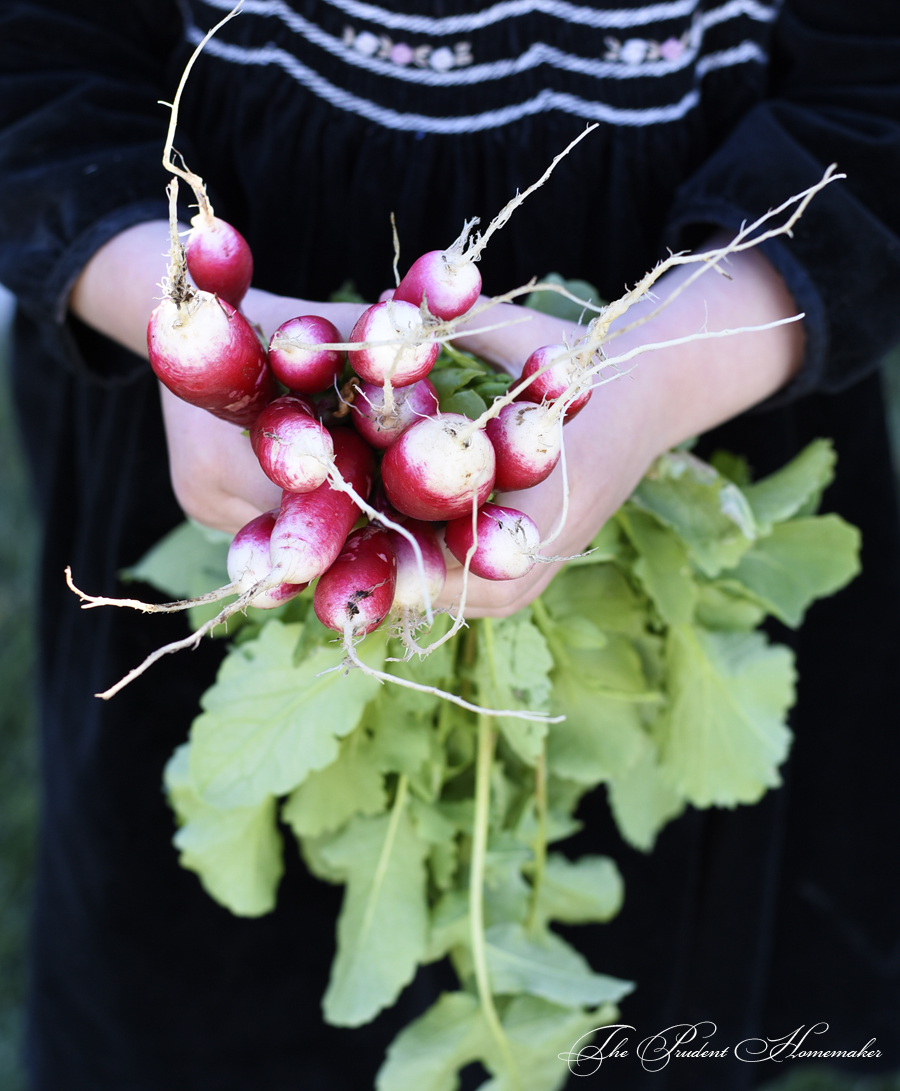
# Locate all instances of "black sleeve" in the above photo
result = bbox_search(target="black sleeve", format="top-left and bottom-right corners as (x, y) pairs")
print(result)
(0, 1), (186, 368)
(665, 0), (900, 404)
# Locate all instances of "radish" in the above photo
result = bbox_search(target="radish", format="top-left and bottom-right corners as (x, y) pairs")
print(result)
(393, 223), (482, 320)
(388, 520), (446, 623)
(185, 215), (253, 309)
(485, 401), (561, 492)
(268, 427), (375, 585)
(348, 300), (438, 387)
(314, 525), (397, 636)
(350, 376), (439, 450)
(515, 343), (593, 422)
(226, 510), (307, 608)
(148, 181), (274, 428)
(380, 413), (496, 521)
(444, 503), (541, 581)
(250, 395), (334, 493)
(269, 315), (345, 394)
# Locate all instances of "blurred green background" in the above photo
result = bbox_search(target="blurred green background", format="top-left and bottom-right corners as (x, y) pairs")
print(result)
(0, 288), (898, 1088)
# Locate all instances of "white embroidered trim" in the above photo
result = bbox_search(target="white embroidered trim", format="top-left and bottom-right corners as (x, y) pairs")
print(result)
(200, 0), (779, 36)
(197, 0), (776, 85)
(187, 25), (767, 131)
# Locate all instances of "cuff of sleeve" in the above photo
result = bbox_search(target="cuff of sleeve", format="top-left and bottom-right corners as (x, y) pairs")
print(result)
(663, 102), (900, 411)
(664, 199), (828, 412)
(41, 199), (170, 388)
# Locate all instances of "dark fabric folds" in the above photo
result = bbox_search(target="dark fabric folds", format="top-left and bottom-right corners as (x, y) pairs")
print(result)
(1, 0), (900, 1088)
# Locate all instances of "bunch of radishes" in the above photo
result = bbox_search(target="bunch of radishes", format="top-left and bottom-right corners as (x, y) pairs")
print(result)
(147, 173), (594, 658)
(69, 9), (836, 705)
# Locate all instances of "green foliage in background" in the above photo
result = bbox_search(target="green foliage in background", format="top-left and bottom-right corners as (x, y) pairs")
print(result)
(0, 290), (37, 1091)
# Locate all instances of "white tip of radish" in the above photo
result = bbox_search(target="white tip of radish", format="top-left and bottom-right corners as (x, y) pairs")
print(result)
(388, 520), (446, 618)
(445, 503), (541, 581)
(348, 300), (439, 387)
(227, 510), (307, 608)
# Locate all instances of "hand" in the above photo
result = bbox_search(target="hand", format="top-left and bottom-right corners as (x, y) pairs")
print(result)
(439, 237), (805, 617)
(69, 220), (368, 534)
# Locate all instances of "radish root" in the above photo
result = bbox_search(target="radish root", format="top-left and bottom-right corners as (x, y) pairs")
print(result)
(65, 566), (241, 614)
(341, 622), (564, 725)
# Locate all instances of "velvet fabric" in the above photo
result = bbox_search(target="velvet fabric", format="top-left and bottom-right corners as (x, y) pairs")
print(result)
(1, 1), (899, 1087)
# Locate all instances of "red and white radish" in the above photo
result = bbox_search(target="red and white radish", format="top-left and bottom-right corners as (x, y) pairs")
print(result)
(388, 519), (446, 620)
(380, 413), (496, 522)
(185, 216), (254, 309)
(148, 181), (274, 428)
(348, 300), (439, 387)
(444, 503), (541, 581)
(393, 228), (482, 321)
(268, 427), (375, 585)
(226, 510), (307, 608)
(350, 376), (439, 450)
(250, 395), (334, 493)
(269, 315), (345, 394)
(148, 288), (274, 428)
(485, 401), (562, 492)
(314, 525), (397, 635)
(515, 343), (593, 422)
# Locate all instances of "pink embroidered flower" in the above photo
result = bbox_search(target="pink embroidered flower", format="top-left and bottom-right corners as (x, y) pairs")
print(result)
(659, 36), (685, 61)
(390, 42), (414, 65)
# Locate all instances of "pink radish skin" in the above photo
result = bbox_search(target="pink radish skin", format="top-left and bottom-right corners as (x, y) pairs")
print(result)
(381, 413), (496, 522)
(515, 343), (592, 422)
(314, 525), (397, 635)
(444, 503), (541, 581)
(485, 402), (561, 492)
(269, 315), (345, 394)
(148, 292), (274, 427)
(393, 250), (482, 320)
(250, 396), (334, 493)
(348, 300), (439, 387)
(350, 377), (439, 450)
(388, 520), (446, 617)
(269, 428), (375, 585)
(185, 216), (254, 308)
(227, 510), (307, 608)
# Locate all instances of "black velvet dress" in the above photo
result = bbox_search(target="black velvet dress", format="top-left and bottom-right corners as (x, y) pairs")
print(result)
(1, 1), (899, 1087)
